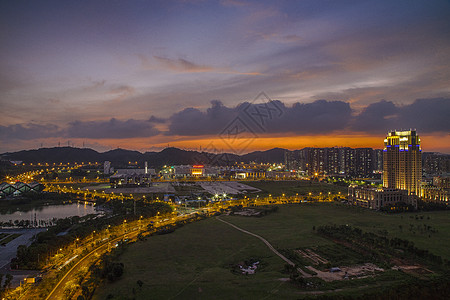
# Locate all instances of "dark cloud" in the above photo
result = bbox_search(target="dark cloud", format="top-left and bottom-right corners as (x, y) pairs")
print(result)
(267, 100), (352, 134)
(148, 115), (166, 123)
(352, 98), (450, 133)
(398, 98), (450, 132)
(0, 118), (160, 141)
(168, 100), (235, 136)
(1, 98), (447, 144)
(167, 99), (352, 136)
(351, 100), (399, 132)
(66, 118), (160, 139)
(0, 123), (60, 140)
(168, 98), (448, 137)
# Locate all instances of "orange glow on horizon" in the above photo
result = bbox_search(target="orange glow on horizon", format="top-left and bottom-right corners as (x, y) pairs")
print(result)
(32, 133), (450, 154)
(160, 135), (384, 152)
(150, 134), (450, 153)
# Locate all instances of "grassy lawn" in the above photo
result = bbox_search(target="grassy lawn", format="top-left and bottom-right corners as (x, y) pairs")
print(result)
(94, 204), (450, 299)
(0, 233), (22, 245)
(242, 180), (347, 197)
(221, 203), (450, 260)
(94, 218), (300, 300)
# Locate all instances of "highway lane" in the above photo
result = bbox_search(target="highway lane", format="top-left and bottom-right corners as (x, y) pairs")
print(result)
(43, 213), (200, 300)
(44, 227), (143, 300)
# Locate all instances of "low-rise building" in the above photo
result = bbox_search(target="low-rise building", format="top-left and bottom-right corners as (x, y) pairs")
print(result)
(421, 184), (449, 203)
(348, 185), (417, 210)
(110, 172), (152, 188)
(0, 182), (45, 198)
(109, 168), (155, 188)
(173, 165), (219, 178)
(234, 169), (266, 179)
(266, 170), (297, 179)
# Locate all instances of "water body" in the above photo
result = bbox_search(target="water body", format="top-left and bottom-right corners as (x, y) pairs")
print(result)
(0, 203), (100, 223)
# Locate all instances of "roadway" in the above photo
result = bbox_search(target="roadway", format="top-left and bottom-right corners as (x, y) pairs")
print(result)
(44, 213), (197, 300)
(45, 229), (141, 300)
(0, 228), (46, 289)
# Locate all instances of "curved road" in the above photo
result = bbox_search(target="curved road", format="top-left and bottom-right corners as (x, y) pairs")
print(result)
(216, 216), (295, 266)
(44, 228), (143, 300)
(45, 213), (196, 299)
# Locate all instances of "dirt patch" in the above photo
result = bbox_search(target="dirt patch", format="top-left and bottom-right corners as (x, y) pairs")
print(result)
(296, 249), (329, 265)
(392, 265), (433, 276)
(306, 263), (384, 282)
(233, 209), (262, 217)
(390, 257), (433, 276)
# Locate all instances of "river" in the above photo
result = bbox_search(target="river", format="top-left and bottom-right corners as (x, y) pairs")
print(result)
(0, 202), (101, 223)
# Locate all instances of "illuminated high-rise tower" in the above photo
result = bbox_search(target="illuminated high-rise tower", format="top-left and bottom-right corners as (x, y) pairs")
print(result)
(383, 130), (422, 195)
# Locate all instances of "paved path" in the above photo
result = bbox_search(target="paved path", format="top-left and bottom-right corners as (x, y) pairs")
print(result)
(216, 216), (295, 266)
(0, 228), (45, 269)
(0, 228), (45, 288)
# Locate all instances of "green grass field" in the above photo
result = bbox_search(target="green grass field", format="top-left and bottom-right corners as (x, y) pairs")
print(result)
(94, 204), (450, 299)
(220, 203), (450, 260)
(0, 233), (22, 245)
(94, 217), (301, 299)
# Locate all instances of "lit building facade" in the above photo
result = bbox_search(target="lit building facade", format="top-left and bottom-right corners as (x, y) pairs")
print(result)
(383, 130), (422, 196)
(348, 185), (416, 210)
(421, 184), (449, 202)
(172, 165), (219, 178)
(104, 161), (111, 174)
(109, 165), (155, 188)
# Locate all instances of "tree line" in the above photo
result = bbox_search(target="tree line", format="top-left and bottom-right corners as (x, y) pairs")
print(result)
(316, 224), (448, 269)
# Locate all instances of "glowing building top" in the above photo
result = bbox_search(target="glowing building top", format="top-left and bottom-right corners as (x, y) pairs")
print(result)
(383, 129), (422, 196)
(384, 129), (421, 151)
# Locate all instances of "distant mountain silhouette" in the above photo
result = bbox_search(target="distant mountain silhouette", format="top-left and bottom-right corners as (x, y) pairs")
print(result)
(241, 147), (287, 163)
(1, 147), (102, 164)
(0, 146), (289, 167)
(102, 148), (143, 164)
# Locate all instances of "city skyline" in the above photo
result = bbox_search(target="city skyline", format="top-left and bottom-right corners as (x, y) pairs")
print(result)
(1, 1), (450, 153)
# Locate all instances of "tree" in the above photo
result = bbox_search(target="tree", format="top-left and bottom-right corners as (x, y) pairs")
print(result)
(3, 274), (13, 291)
(81, 285), (90, 299)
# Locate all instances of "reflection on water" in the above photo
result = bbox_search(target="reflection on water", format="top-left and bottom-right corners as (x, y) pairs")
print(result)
(0, 203), (100, 222)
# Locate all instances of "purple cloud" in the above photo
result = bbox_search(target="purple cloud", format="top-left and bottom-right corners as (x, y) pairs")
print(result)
(66, 118), (160, 139)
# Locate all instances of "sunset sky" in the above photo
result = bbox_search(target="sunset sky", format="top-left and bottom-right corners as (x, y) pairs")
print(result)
(1, 0), (449, 154)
